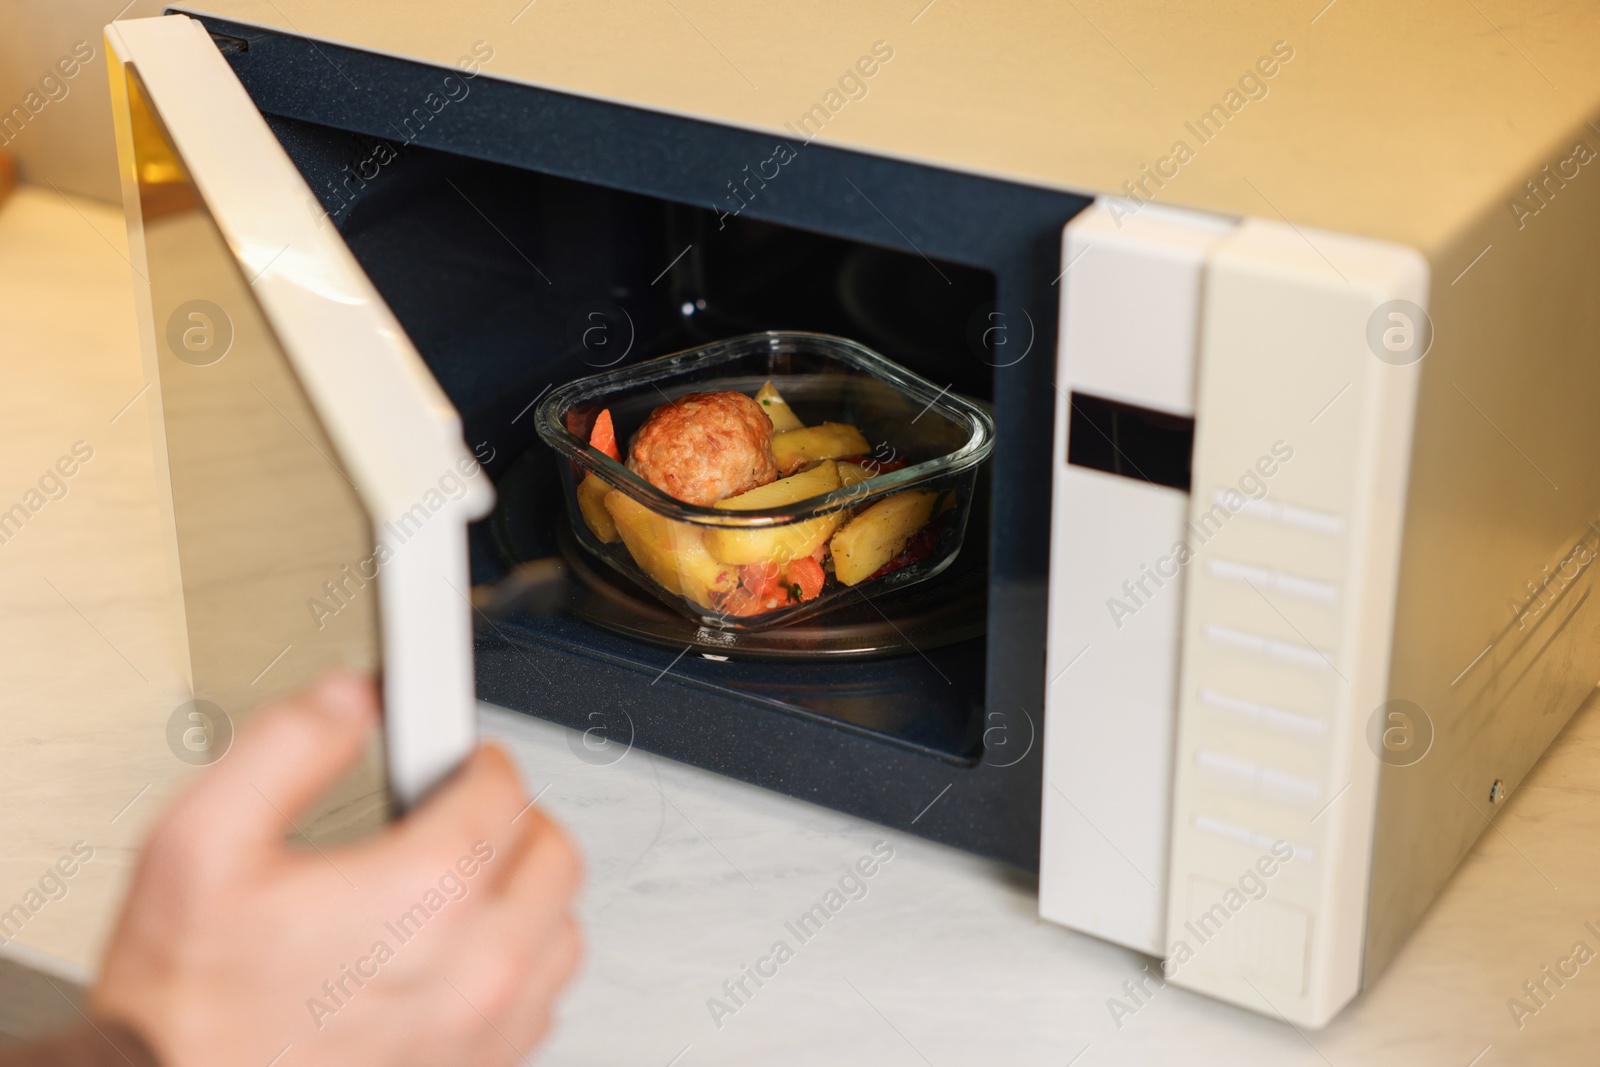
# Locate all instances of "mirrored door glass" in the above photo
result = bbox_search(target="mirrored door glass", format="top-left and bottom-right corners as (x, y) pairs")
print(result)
(127, 65), (387, 839)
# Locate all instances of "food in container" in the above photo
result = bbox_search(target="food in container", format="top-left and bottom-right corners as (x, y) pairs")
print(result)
(535, 332), (994, 631)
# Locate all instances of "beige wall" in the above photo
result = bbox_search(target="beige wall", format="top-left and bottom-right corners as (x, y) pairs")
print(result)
(0, 0), (167, 202)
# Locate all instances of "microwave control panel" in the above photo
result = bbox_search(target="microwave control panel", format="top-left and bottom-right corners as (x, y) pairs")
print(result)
(1043, 199), (1427, 1028)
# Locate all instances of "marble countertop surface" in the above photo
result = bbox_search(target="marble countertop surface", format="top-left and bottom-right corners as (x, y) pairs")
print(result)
(4, 184), (1600, 1066)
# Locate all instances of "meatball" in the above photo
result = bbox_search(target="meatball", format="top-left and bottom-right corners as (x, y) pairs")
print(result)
(627, 391), (778, 506)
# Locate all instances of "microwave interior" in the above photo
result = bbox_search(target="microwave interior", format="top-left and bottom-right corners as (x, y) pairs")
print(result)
(195, 15), (1092, 869)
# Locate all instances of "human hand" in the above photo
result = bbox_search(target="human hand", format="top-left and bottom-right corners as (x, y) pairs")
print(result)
(91, 672), (582, 1067)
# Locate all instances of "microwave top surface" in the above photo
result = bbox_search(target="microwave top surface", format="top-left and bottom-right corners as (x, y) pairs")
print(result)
(164, 0), (1600, 255)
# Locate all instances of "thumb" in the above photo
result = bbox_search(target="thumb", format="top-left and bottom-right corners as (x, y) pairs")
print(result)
(165, 671), (379, 857)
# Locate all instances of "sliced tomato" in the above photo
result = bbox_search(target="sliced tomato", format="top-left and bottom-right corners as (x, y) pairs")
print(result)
(589, 408), (621, 461)
(716, 587), (766, 616)
(739, 561), (782, 591)
(711, 562), (784, 616)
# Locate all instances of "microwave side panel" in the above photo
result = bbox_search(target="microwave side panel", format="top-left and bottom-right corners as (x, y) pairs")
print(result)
(1364, 117), (1600, 982)
(1165, 219), (1424, 1027)
(1039, 200), (1234, 955)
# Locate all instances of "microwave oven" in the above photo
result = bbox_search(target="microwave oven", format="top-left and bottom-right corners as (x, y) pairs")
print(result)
(108, 9), (1600, 1028)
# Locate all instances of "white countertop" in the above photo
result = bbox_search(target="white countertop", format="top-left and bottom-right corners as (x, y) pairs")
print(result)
(4, 184), (1600, 1065)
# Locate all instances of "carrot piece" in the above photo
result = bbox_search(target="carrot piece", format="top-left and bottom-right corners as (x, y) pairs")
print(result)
(590, 408), (621, 461)
(785, 556), (826, 602)
(739, 562), (783, 594)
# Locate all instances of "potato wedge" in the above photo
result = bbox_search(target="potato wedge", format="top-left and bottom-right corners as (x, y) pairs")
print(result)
(716, 459), (842, 509)
(771, 422), (870, 474)
(835, 460), (875, 488)
(576, 474), (620, 542)
(831, 460), (879, 520)
(704, 460), (845, 565)
(830, 490), (939, 586)
(755, 380), (804, 433)
(604, 491), (737, 608)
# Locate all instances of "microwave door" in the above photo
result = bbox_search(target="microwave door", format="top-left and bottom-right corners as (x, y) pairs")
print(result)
(1041, 201), (1237, 957)
(107, 15), (489, 818)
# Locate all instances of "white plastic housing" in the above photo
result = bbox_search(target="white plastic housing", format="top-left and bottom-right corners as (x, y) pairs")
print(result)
(1040, 200), (1428, 1029)
(1164, 220), (1425, 1027)
(1040, 201), (1235, 954)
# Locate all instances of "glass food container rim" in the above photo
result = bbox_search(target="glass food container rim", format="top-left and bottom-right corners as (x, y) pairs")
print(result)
(534, 331), (996, 525)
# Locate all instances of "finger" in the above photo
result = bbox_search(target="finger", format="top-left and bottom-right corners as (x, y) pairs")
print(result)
(453, 910), (581, 1067)
(429, 908), (577, 1067)
(161, 671), (379, 855)
(498, 915), (583, 1058)
(496, 807), (583, 912)
(354, 744), (528, 891)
